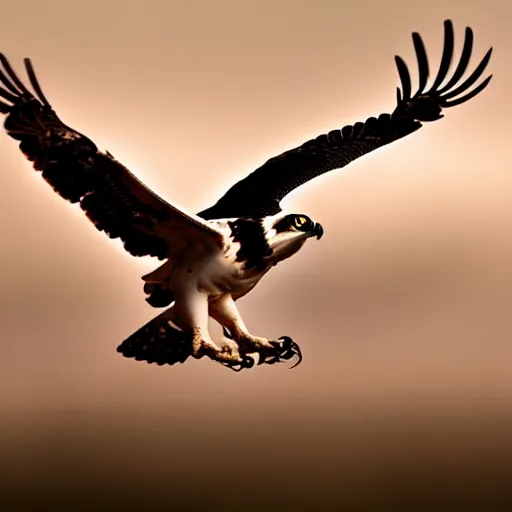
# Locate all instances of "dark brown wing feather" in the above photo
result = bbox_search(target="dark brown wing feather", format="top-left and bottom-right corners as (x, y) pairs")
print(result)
(117, 313), (193, 366)
(0, 55), (223, 259)
(198, 20), (493, 220)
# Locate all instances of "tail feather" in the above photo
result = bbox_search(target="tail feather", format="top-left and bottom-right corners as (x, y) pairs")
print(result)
(117, 314), (193, 366)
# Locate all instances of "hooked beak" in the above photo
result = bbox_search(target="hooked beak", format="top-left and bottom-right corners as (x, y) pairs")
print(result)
(312, 222), (324, 240)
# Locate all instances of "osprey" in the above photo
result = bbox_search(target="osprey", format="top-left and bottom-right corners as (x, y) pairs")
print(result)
(0, 20), (492, 371)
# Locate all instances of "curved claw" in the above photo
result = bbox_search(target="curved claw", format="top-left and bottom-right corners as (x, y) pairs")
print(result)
(218, 354), (255, 372)
(258, 336), (303, 369)
(279, 336), (303, 369)
(218, 331), (303, 370)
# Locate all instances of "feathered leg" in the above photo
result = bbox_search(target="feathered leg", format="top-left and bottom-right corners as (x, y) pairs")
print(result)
(117, 296), (254, 370)
(173, 288), (253, 368)
(209, 295), (303, 369)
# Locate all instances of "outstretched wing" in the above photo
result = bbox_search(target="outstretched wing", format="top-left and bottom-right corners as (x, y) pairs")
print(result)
(0, 55), (223, 260)
(198, 20), (493, 220)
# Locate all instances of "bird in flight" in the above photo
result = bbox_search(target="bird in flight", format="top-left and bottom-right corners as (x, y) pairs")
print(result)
(0, 20), (492, 371)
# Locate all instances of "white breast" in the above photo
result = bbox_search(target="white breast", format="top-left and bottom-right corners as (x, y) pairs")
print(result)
(169, 224), (270, 299)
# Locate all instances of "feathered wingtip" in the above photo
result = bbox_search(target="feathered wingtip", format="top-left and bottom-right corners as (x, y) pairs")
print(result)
(394, 19), (493, 121)
(0, 53), (51, 113)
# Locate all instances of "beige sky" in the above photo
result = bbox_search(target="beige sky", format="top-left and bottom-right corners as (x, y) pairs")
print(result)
(0, 0), (511, 508)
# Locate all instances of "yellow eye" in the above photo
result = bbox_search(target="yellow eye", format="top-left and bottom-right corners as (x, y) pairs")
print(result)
(294, 216), (307, 228)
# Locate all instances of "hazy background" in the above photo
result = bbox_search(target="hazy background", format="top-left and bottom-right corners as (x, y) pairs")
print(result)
(0, 0), (511, 509)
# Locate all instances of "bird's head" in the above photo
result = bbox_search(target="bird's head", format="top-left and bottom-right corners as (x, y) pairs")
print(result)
(264, 213), (323, 264)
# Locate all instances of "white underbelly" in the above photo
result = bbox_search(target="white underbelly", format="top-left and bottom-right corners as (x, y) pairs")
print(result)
(199, 257), (268, 296)
(170, 249), (270, 298)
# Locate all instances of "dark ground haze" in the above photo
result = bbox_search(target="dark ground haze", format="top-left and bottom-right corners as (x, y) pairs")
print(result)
(1, 0), (512, 510)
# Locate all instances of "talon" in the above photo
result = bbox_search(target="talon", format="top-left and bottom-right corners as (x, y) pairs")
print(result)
(288, 348), (303, 369)
(257, 336), (303, 369)
(278, 336), (301, 366)
(219, 360), (244, 372)
(218, 332), (303, 370)
(258, 353), (280, 366)
(242, 354), (255, 369)
(218, 353), (255, 372)
(278, 336), (294, 349)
